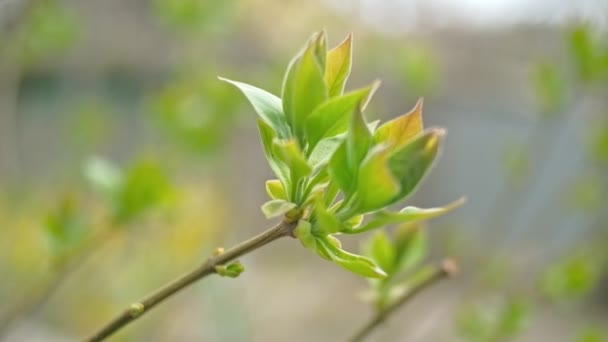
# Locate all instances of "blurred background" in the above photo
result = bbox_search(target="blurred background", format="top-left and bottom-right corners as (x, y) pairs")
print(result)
(0, 0), (607, 341)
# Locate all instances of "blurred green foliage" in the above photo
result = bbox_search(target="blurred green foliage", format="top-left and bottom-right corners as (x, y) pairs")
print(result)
(152, 0), (237, 33)
(456, 298), (530, 342)
(501, 143), (530, 186)
(44, 193), (89, 264)
(577, 327), (607, 342)
(531, 62), (565, 117)
(16, 0), (78, 66)
(567, 26), (608, 83)
(152, 71), (242, 154)
(85, 158), (174, 225)
(540, 253), (600, 302)
(397, 43), (439, 96)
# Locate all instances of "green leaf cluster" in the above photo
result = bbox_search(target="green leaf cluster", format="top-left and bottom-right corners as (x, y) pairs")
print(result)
(222, 32), (462, 279)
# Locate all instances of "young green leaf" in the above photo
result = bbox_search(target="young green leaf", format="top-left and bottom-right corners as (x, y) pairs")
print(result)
(373, 98), (423, 152)
(328, 105), (373, 198)
(348, 197), (465, 233)
(394, 224), (428, 273)
(308, 134), (344, 170)
(265, 179), (287, 200)
(112, 160), (172, 224)
(353, 146), (401, 214)
(328, 141), (354, 196)
(257, 119), (290, 189)
(219, 77), (290, 138)
(325, 33), (353, 97)
(365, 231), (397, 275)
(272, 139), (312, 201)
(317, 236), (387, 278)
(282, 34), (328, 142)
(386, 127), (444, 204)
(347, 105), (372, 170)
(305, 82), (379, 151)
(312, 199), (344, 235)
(295, 219), (332, 260)
(261, 199), (297, 219)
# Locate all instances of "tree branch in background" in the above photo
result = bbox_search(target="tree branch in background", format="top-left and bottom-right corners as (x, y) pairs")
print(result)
(85, 219), (297, 342)
(349, 259), (459, 342)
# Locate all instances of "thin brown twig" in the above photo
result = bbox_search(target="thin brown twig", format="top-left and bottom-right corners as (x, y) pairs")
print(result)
(349, 259), (459, 342)
(84, 219), (297, 342)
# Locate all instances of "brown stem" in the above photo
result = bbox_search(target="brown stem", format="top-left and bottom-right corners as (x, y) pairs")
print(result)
(85, 219), (297, 342)
(349, 259), (459, 342)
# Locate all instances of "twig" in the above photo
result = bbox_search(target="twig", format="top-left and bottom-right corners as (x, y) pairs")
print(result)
(349, 259), (459, 342)
(85, 219), (297, 342)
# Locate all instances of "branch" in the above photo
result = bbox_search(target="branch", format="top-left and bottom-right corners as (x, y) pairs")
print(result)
(85, 219), (297, 341)
(349, 259), (459, 342)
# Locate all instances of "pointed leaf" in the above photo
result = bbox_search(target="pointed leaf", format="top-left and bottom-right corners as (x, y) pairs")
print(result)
(374, 98), (423, 152)
(350, 197), (465, 233)
(261, 199), (297, 219)
(282, 36), (328, 142)
(305, 82), (379, 150)
(325, 33), (353, 97)
(317, 236), (387, 278)
(347, 105), (372, 170)
(219, 77), (290, 138)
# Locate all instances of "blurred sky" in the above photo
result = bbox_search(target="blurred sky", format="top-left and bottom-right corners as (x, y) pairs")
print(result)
(327, 0), (608, 32)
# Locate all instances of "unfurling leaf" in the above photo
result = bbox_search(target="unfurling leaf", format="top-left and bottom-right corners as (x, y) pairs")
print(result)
(374, 98), (423, 152)
(312, 199), (344, 235)
(261, 199), (297, 219)
(328, 106), (372, 198)
(282, 32), (328, 143)
(272, 139), (312, 201)
(386, 128), (444, 204)
(305, 81), (379, 151)
(265, 179), (287, 200)
(325, 33), (353, 97)
(353, 146), (401, 214)
(257, 119), (290, 189)
(394, 223), (428, 273)
(365, 231), (397, 275)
